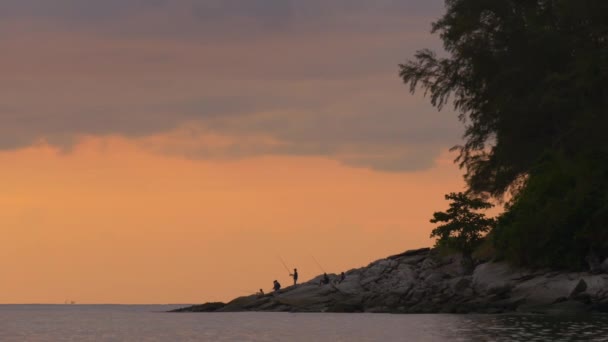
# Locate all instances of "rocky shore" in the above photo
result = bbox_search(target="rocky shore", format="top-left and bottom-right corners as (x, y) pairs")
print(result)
(173, 248), (608, 314)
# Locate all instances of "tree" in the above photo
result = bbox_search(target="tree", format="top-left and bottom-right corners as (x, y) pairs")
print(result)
(430, 192), (495, 260)
(399, 0), (608, 197)
(401, 0), (608, 268)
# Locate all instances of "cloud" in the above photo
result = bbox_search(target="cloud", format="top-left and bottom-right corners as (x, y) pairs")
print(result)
(0, 0), (459, 172)
(0, 0), (444, 37)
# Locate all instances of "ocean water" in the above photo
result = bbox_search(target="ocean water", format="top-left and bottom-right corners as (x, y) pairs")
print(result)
(0, 305), (607, 341)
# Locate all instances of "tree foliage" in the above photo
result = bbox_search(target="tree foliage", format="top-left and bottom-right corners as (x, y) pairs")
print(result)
(430, 192), (496, 258)
(493, 152), (608, 268)
(402, 0), (608, 268)
(400, 0), (608, 197)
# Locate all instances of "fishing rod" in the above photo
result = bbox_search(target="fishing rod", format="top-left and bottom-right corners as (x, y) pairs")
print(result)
(231, 288), (256, 295)
(311, 255), (326, 274)
(277, 255), (291, 275)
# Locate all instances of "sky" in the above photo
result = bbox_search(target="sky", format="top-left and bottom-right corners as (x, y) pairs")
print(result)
(0, 0), (467, 304)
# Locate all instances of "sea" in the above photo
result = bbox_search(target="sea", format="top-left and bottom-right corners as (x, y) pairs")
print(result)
(1, 305), (607, 341)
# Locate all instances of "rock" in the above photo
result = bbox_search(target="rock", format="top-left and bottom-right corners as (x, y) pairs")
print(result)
(472, 262), (515, 294)
(591, 298), (608, 313)
(220, 294), (263, 311)
(424, 271), (444, 284)
(172, 247), (604, 315)
(333, 274), (364, 295)
(586, 251), (601, 273)
(326, 300), (363, 313)
(274, 284), (333, 309)
(397, 254), (428, 265)
(171, 302), (226, 312)
(436, 254), (467, 277)
(511, 274), (579, 307)
(601, 258), (608, 273)
(451, 277), (472, 292)
(581, 274), (608, 296)
(569, 278), (588, 297)
(388, 248), (431, 260)
(487, 283), (513, 298)
(571, 292), (592, 304)
(420, 257), (438, 270)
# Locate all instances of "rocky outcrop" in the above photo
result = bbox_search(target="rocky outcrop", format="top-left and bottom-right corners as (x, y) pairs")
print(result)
(172, 248), (608, 314)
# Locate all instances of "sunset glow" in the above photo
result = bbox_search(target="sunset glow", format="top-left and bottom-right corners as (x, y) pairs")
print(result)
(0, 0), (466, 304)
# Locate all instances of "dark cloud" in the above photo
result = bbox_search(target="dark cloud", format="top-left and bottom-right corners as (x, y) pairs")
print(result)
(0, 0), (443, 36)
(0, 0), (442, 20)
(0, 0), (165, 22)
(0, 0), (458, 172)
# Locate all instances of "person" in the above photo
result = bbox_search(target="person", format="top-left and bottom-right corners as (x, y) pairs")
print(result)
(258, 288), (265, 296)
(273, 280), (281, 292)
(319, 273), (330, 286)
(333, 272), (346, 284)
(290, 268), (299, 286)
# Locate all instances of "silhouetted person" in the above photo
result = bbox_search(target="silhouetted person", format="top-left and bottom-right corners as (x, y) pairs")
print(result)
(339, 272), (346, 283)
(290, 268), (299, 286)
(319, 273), (330, 285)
(258, 288), (264, 296)
(273, 280), (281, 292)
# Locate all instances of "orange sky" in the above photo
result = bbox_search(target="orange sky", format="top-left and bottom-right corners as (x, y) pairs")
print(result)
(0, 0), (468, 304)
(0, 137), (464, 304)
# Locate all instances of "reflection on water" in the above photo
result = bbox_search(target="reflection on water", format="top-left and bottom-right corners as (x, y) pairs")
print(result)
(0, 305), (607, 341)
(434, 314), (608, 341)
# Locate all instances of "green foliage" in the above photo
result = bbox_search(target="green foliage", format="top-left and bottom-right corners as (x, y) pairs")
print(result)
(430, 192), (496, 257)
(494, 152), (608, 269)
(471, 235), (498, 263)
(402, 0), (608, 269)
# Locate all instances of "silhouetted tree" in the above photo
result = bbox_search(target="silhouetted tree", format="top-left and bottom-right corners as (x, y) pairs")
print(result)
(400, 0), (608, 197)
(430, 192), (495, 263)
(402, 0), (608, 268)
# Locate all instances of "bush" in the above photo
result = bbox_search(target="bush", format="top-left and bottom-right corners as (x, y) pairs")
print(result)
(430, 192), (496, 259)
(493, 152), (608, 269)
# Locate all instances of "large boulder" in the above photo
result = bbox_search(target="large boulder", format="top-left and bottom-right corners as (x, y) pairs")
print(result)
(513, 274), (579, 308)
(333, 274), (364, 295)
(581, 274), (608, 296)
(472, 262), (515, 293)
(274, 283), (335, 310)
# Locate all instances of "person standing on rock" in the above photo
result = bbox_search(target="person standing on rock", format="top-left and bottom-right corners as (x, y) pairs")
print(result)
(290, 268), (299, 286)
(273, 280), (281, 292)
(319, 273), (330, 286)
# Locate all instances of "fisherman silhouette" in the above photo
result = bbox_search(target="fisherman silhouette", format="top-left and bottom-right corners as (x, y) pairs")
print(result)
(290, 268), (299, 286)
(273, 280), (281, 292)
(319, 273), (330, 285)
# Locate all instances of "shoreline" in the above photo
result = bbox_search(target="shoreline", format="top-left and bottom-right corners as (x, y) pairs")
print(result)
(172, 248), (608, 314)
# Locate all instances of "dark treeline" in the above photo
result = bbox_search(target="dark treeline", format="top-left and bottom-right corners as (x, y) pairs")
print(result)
(401, 0), (608, 269)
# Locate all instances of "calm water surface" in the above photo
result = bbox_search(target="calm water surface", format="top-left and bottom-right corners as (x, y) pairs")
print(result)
(0, 305), (607, 341)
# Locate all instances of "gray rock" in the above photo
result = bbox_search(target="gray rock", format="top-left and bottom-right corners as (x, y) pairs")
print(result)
(581, 274), (608, 296)
(171, 302), (226, 312)
(388, 248), (431, 260)
(451, 277), (472, 292)
(511, 274), (580, 307)
(172, 247), (604, 314)
(472, 262), (515, 294)
(601, 258), (608, 273)
(569, 278), (588, 297)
